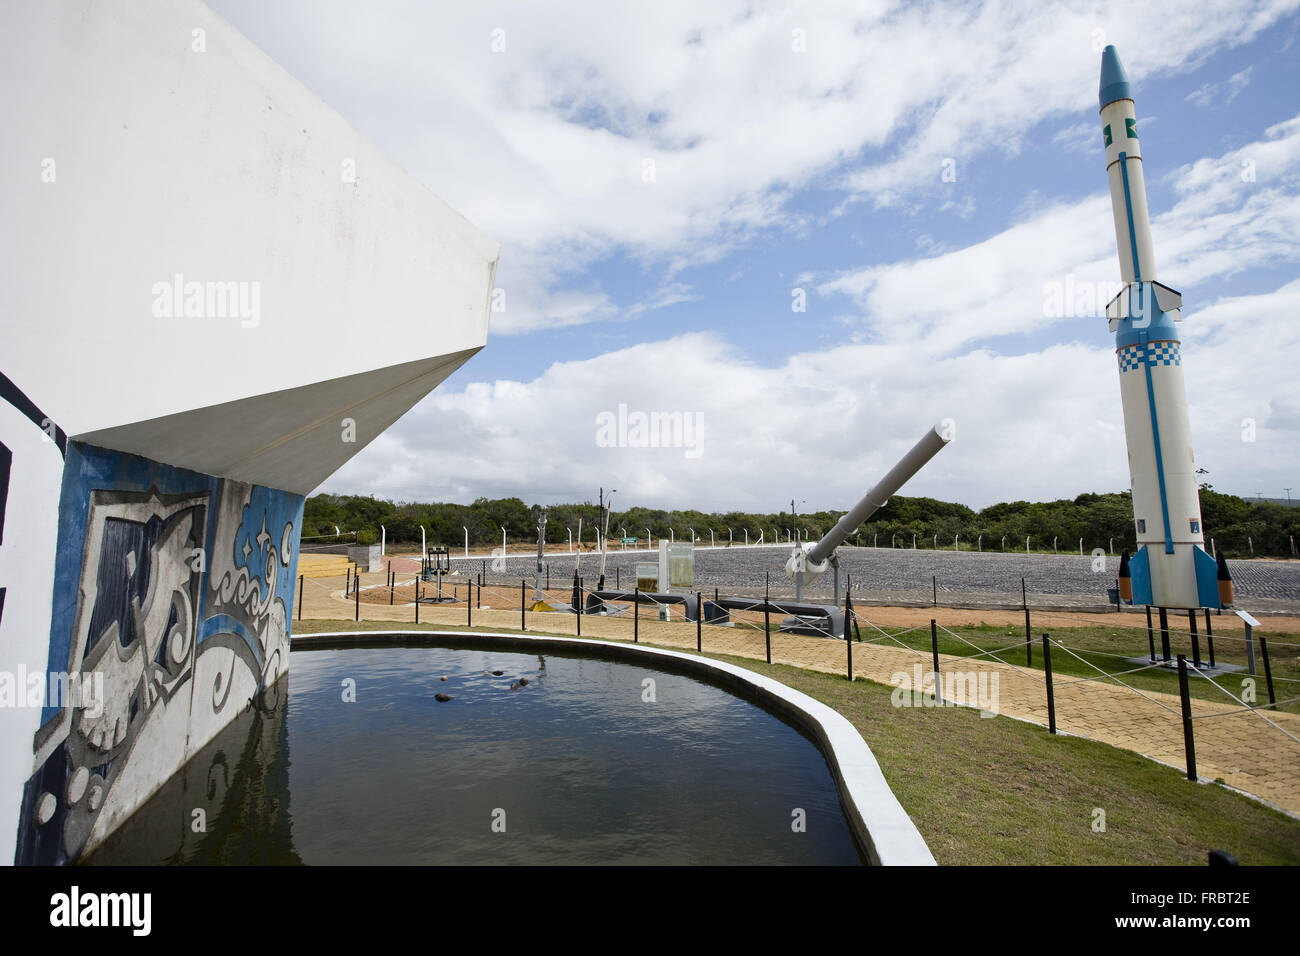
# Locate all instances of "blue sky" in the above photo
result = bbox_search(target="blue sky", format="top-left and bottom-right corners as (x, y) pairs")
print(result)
(210, 0), (1300, 512)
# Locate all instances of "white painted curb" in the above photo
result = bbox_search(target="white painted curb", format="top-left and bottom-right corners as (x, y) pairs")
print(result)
(294, 629), (937, 866)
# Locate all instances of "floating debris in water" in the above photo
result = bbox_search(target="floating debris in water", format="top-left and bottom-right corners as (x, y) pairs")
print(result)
(434, 693), (452, 702)
(492, 670), (504, 676)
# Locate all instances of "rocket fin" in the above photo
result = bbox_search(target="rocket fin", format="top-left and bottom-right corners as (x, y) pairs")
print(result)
(1129, 546), (1153, 606)
(1194, 545), (1221, 609)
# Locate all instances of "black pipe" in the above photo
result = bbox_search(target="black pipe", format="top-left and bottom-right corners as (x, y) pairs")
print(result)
(297, 574), (304, 622)
(1145, 606), (1155, 663)
(633, 586), (639, 643)
(1159, 607), (1170, 662)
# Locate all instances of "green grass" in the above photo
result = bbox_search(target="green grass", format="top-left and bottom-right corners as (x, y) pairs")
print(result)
(293, 618), (1300, 865)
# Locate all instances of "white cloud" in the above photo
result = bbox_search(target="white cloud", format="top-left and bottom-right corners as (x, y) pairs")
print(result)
(210, 0), (1300, 334)
(816, 114), (1300, 354)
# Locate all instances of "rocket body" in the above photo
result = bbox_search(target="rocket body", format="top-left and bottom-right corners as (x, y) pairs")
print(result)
(1100, 46), (1221, 610)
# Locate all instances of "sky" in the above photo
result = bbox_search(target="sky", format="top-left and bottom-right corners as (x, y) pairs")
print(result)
(209, 0), (1300, 513)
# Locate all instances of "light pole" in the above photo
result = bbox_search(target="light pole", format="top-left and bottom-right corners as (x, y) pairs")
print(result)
(645, 528), (652, 550)
(727, 527), (733, 546)
(688, 527), (696, 545)
(463, 526), (468, 558)
(420, 525), (426, 560)
(380, 525), (386, 557)
(621, 527), (628, 551)
(567, 527), (572, 553)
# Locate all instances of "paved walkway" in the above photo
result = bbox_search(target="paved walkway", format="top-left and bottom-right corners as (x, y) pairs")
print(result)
(296, 571), (1300, 816)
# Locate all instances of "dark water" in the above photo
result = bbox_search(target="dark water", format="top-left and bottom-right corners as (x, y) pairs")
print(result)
(87, 645), (864, 865)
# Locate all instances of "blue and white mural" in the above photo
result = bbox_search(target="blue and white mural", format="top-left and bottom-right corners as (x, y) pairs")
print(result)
(16, 442), (303, 864)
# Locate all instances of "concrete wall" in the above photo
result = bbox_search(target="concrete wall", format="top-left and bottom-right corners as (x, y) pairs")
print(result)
(1, 1), (497, 863)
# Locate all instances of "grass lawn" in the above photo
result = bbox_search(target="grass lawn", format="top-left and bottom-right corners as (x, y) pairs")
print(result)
(293, 618), (1300, 865)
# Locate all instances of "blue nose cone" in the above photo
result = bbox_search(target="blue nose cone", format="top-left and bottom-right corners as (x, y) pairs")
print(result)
(1099, 44), (1132, 110)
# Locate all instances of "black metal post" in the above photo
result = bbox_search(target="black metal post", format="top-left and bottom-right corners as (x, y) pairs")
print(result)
(932, 575), (937, 607)
(1188, 610), (1201, 669)
(930, 619), (941, 705)
(354, 574), (359, 622)
(415, 581), (420, 624)
(345, 565), (351, 596)
(1159, 607), (1170, 662)
(1042, 634), (1056, 734)
(1177, 655), (1197, 781)
(633, 586), (639, 643)
(521, 579), (526, 631)
(764, 581), (771, 664)
(577, 578), (583, 637)
(1146, 606), (1155, 663)
(389, 572), (394, 605)
(467, 584), (472, 627)
(1022, 577), (1032, 666)
(1261, 636), (1276, 705)
(844, 592), (854, 682)
(696, 591), (702, 652)
(1204, 608), (1215, 667)
(297, 574), (304, 622)
(546, 565), (550, 590)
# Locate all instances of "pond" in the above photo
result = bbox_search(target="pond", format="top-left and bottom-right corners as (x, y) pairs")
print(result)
(87, 643), (865, 865)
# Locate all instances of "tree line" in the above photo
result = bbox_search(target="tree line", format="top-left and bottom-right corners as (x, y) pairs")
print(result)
(300, 487), (1299, 558)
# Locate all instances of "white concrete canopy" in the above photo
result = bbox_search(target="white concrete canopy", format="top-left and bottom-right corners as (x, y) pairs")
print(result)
(75, 348), (480, 494)
(0, 0), (499, 482)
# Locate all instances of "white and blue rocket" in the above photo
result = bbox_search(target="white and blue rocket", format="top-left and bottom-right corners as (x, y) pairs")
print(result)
(1100, 45), (1231, 610)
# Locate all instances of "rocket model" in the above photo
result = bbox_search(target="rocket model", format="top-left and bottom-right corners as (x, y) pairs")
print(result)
(1099, 45), (1229, 610)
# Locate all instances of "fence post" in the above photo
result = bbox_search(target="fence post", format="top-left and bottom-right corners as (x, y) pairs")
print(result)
(467, 584), (472, 627)
(354, 574), (359, 622)
(415, 581), (419, 624)
(1022, 578), (1032, 667)
(1260, 636), (1275, 705)
(521, 579), (526, 632)
(297, 574), (304, 622)
(930, 619), (941, 705)
(389, 572), (394, 605)
(1042, 634), (1056, 735)
(577, 578), (583, 637)
(346, 565), (351, 597)
(844, 591), (854, 682)
(932, 575), (937, 607)
(764, 580), (772, 664)
(1145, 606), (1156, 663)
(1158, 607), (1171, 661)
(1177, 655), (1197, 781)
(1204, 608), (1215, 668)
(696, 591), (702, 652)
(634, 586), (639, 643)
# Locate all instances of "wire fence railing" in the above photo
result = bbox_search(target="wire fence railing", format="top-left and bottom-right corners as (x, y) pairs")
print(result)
(295, 560), (1300, 810)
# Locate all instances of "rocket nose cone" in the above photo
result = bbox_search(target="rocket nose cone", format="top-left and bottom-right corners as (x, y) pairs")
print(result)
(1099, 44), (1132, 110)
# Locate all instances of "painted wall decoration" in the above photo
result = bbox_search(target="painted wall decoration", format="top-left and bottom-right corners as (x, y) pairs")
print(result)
(16, 442), (303, 864)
